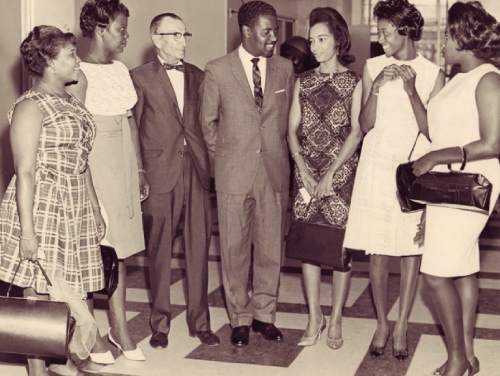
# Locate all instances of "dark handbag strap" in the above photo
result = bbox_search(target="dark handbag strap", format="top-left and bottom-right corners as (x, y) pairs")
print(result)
(7, 260), (53, 297)
(407, 131), (420, 162)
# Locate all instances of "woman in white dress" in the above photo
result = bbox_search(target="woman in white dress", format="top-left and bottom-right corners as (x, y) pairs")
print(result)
(68, 0), (148, 363)
(412, 2), (500, 375)
(343, 0), (445, 360)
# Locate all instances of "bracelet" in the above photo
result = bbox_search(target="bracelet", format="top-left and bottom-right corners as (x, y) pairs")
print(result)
(371, 87), (379, 96)
(20, 233), (37, 240)
(138, 169), (146, 175)
(291, 151), (302, 160)
(460, 147), (467, 171)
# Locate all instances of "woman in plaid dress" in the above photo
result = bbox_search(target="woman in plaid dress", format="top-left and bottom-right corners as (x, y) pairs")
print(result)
(0, 26), (105, 376)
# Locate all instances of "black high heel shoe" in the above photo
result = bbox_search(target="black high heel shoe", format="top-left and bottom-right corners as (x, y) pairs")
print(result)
(392, 338), (409, 361)
(369, 330), (390, 358)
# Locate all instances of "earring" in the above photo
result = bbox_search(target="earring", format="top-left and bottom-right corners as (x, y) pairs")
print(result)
(51, 67), (57, 75)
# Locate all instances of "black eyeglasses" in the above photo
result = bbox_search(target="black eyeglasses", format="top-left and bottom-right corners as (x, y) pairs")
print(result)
(155, 32), (193, 41)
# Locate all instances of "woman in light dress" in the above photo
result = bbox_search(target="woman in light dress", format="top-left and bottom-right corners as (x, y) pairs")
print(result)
(412, 2), (500, 375)
(68, 0), (148, 363)
(343, 0), (445, 361)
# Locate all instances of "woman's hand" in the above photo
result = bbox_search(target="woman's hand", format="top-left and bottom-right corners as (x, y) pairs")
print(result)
(398, 65), (417, 96)
(139, 172), (150, 202)
(300, 170), (317, 196)
(412, 152), (437, 176)
(314, 171), (334, 199)
(19, 234), (39, 262)
(372, 64), (400, 92)
(94, 210), (107, 242)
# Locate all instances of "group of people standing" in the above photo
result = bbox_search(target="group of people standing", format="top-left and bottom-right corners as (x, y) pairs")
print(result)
(0, 1), (498, 376)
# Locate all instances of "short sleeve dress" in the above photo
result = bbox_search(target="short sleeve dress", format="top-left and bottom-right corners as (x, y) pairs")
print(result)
(80, 60), (144, 259)
(291, 69), (361, 264)
(0, 91), (104, 295)
(421, 63), (500, 277)
(344, 54), (441, 256)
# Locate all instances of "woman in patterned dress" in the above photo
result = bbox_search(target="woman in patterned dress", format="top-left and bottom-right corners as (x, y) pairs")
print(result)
(67, 0), (148, 363)
(0, 26), (105, 376)
(288, 7), (362, 349)
(343, 0), (445, 361)
(413, 3), (500, 375)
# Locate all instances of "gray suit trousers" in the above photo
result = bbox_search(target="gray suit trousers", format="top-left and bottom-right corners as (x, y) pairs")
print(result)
(217, 158), (288, 328)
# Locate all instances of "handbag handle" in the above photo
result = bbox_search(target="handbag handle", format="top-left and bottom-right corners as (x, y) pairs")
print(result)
(407, 131), (421, 162)
(7, 260), (53, 297)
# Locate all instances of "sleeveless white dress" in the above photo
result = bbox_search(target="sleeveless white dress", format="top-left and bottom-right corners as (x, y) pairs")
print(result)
(80, 61), (144, 259)
(421, 64), (500, 277)
(344, 54), (441, 256)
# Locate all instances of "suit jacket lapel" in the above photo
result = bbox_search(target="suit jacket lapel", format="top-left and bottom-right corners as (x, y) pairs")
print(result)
(153, 60), (182, 121)
(230, 51), (255, 105)
(263, 57), (276, 104)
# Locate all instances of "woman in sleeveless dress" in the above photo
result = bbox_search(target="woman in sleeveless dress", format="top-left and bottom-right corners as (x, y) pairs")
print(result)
(413, 3), (500, 375)
(343, 0), (445, 360)
(0, 26), (105, 376)
(288, 7), (362, 349)
(68, 0), (148, 363)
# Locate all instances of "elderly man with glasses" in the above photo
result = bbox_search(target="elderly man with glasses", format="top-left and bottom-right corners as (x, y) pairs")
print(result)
(130, 12), (218, 349)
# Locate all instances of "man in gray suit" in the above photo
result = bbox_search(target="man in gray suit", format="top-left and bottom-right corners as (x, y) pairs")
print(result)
(130, 13), (219, 349)
(200, 1), (294, 347)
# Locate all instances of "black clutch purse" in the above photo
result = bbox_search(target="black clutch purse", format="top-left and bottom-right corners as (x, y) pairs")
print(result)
(285, 219), (352, 272)
(0, 261), (75, 358)
(96, 245), (119, 297)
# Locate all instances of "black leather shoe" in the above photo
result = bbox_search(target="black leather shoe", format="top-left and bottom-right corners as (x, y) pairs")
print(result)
(230, 326), (250, 347)
(251, 319), (283, 341)
(191, 330), (220, 346)
(149, 332), (168, 349)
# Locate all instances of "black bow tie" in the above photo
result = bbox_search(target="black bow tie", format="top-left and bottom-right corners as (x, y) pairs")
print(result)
(162, 63), (185, 73)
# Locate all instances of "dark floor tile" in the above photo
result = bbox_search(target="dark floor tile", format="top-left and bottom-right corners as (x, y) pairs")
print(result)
(185, 324), (304, 368)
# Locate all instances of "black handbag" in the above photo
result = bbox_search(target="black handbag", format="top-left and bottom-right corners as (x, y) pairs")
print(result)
(285, 219), (352, 272)
(0, 261), (75, 358)
(409, 168), (492, 213)
(95, 245), (119, 298)
(396, 162), (426, 212)
(395, 132), (426, 213)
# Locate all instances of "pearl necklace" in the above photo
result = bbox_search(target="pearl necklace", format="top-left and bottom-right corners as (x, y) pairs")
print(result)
(88, 53), (111, 65)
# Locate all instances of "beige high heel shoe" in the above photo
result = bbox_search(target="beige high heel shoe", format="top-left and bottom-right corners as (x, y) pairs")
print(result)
(326, 327), (343, 350)
(297, 315), (326, 347)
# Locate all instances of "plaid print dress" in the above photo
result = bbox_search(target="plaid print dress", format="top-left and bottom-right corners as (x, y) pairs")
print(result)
(0, 91), (104, 295)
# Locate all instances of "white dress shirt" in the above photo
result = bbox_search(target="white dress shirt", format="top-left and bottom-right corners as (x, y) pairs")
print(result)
(158, 56), (184, 116)
(238, 45), (267, 96)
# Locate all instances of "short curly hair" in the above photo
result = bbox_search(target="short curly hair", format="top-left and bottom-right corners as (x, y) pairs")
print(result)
(20, 25), (76, 78)
(238, 1), (276, 33)
(373, 0), (424, 41)
(448, 1), (500, 60)
(80, 0), (129, 38)
(309, 7), (355, 66)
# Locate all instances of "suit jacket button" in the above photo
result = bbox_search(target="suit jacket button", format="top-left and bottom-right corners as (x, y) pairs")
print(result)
(178, 150), (183, 155)
(256, 149), (261, 153)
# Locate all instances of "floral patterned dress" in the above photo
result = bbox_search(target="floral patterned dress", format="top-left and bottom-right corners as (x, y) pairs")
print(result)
(292, 69), (361, 228)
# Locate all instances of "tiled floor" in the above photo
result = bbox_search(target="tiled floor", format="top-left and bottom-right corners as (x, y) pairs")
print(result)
(1, 202), (500, 376)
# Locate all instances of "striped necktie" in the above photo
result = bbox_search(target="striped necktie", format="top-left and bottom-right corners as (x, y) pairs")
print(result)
(251, 58), (263, 109)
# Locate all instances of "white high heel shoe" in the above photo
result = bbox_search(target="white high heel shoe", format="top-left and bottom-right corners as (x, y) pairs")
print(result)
(89, 350), (115, 365)
(108, 329), (146, 361)
(297, 315), (326, 347)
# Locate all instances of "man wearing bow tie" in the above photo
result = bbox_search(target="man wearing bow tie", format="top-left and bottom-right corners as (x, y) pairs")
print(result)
(130, 12), (218, 349)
